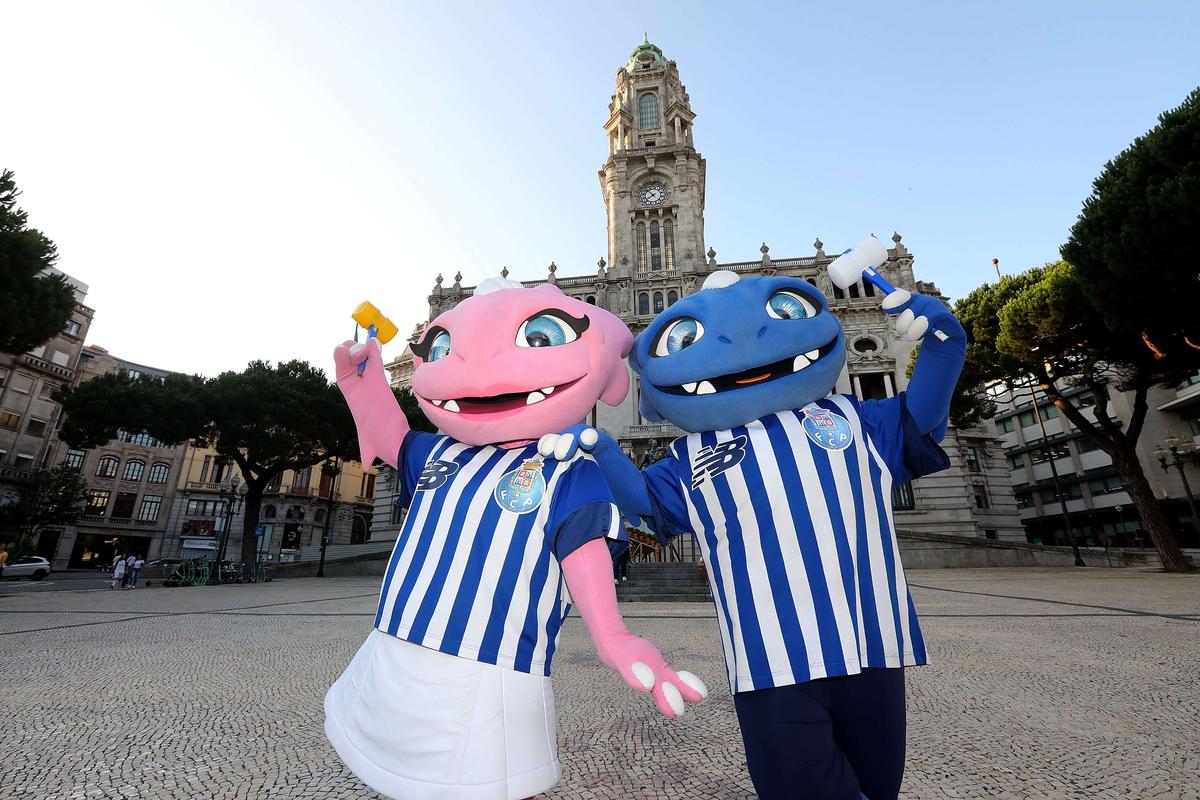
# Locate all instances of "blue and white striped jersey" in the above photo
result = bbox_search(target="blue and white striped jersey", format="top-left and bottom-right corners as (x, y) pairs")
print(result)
(375, 431), (624, 676)
(645, 394), (945, 694)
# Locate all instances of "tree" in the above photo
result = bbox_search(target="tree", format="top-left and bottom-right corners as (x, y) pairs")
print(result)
(1061, 87), (1200, 365)
(954, 262), (1194, 571)
(57, 362), (365, 564)
(0, 465), (88, 558)
(0, 169), (77, 354)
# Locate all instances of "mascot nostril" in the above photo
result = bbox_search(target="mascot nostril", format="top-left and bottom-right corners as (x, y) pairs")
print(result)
(542, 256), (968, 800)
(324, 277), (705, 800)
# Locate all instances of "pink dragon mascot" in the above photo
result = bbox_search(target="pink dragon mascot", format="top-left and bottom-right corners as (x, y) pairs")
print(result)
(324, 277), (707, 800)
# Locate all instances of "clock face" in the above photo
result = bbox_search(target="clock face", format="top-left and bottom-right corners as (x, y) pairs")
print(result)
(638, 183), (669, 207)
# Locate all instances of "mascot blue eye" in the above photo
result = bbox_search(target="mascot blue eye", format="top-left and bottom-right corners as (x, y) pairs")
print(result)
(767, 290), (818, 320)
(516, 313), (579, 348)
(427, 331), (452, 361)
(653, 317), (705, 357)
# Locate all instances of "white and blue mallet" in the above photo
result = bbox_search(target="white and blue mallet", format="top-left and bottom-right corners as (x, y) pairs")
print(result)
(827, 235), (949, 342)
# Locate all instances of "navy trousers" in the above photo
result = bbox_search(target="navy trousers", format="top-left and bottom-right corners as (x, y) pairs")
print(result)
(733, 668), (907, 800)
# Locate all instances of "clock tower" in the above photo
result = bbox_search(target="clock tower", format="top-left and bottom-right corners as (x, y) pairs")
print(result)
(600, 36), (707, 281)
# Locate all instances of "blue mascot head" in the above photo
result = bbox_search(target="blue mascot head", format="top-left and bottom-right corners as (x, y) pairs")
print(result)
(631, 271), (847, 432)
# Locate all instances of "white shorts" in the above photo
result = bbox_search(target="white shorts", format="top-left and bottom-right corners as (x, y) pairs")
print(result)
(324, 630), (560, 800)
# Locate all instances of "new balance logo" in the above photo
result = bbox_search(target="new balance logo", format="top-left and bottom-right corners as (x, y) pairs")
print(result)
(691, 436), (748, 490)
(416, 460), (459, 491)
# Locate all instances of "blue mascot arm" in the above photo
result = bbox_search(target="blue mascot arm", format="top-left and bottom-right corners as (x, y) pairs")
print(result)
(539, 424), (654, 524)
(880, 290), (967, 437)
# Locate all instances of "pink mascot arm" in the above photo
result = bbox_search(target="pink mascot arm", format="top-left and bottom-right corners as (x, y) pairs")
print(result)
(334, 338), (410, 470)
(561, 539), (708, 718)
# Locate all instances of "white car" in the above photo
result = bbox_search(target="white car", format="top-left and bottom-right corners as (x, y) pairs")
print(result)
(3, 556), (52, 581)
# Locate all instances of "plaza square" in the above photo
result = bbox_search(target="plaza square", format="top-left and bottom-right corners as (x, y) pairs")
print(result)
(2, 567), (1197, 800)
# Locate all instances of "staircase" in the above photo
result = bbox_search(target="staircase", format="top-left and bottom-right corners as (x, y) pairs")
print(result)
(615, 562), (712, 603)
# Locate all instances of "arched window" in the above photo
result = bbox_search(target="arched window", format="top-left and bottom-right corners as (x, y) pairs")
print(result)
(263, 505), (276, 519)
(653, 292), (664, 313)
(635, 222), (647, 271)
(96, 455), (118, 478)
(147, 463), (170, 484)
(121, 459), (145, 482)
(667, 290), (679, 306)
(639, 93), (659, 129)
(585, 295), (596, 305)
(314, 508), (327, 523)
(806, 278), (818, 287)
(650, 221), (662, 270)
(286, 505), (304, 521)
(638, 293), (650, 315)
(351, 515), (370, 545)
(663, 220), (675, 270)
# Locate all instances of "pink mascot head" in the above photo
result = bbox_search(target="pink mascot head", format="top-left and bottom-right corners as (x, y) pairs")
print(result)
(409, 278), (633, 446)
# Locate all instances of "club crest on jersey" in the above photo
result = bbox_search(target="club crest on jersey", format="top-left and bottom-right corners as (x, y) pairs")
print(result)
(690, 435), (748, 490)
(416, 459), (460, 491)
(494, 456), (547, 514)
(801, 404), (853, 450)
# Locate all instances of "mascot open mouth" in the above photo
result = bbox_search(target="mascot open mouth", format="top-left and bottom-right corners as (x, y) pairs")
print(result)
(655, 338), (838, 396)
(427, 377), (583, 415)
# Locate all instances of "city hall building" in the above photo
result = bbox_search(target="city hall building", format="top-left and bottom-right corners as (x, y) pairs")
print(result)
(375, 39), (1022, 550)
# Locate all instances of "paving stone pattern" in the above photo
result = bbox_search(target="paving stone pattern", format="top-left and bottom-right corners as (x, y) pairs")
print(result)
(1, 568), (1198, 799)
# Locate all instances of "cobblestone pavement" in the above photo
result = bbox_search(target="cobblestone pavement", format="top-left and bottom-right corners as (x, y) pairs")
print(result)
(1, 568), (1197, 800)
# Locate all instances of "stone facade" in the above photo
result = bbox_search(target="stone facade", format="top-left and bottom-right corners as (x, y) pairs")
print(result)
(373, 39), (1023, 547)
(992, 375), (1200, 549)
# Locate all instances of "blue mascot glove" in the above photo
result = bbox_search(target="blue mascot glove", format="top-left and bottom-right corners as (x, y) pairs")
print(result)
(879, 288), (962, 343)
(537, 423), (601, 463)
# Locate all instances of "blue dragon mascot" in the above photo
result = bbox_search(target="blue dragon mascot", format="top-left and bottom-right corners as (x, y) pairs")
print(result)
(539, 236), (967, 800)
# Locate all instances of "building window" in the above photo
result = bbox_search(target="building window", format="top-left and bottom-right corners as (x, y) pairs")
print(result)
(14, 453), (33, 470)
(1005, 454), (1025, 471)
(663, 220), (675, 270)
(985, 529), (998, 540)
(10, 374), (34, 394)
(585, 295), (596, 305)
(863, 281), (876, 297)
(199, 455), (211, 483)
(1015, 492), (1031, 509)
(87, 489), (111, 515)
(1076, 437), (1099, 454)
(286, 505), (304, 521)
(361, 473), (376, 499)
(965, 447), (981, 473)
(263, 504), (276, 519)
(639, 93), (658, 129)
(147, 463), (170, 484)
(1018, 410), (1036, 428)
(391, 502), (405, 525)
(892, 482), (915, 510)
(1039, 483), (1082, 503)
(266, 473), (282, 492)
(973, 486), (991, 509)
(638, 292), (650, 315)
(996, 417), (1015, 434)
(0, 410), (20, 430)
(65, 320), (81, 337)
(856, 373), (889, 401)
(120, 431), (163, 447)
(51, 350), (71, 367)
(121, 459), (145, 482)
(137, 495), (162, 522)
(111, 492), (137, 519)
(832, 285), (846, 300)
(1087, 475), (1124, 496)
(25, 417), (48, 437)
(39, 382), (58, 400)
(314, 508), (327, 524)
(96, 455), (119, 477)
(211, 459), (231, 484)
(649, 221), (662, 269)
(65, 449), (86, 470)
(1030, 442), (1070, 464)
(186, 499), (226, 517)
(653, 292), (664, 313)
(853, 337), (879, 354)
(667, 290), (678, 306)
(292, 467), (311, 489)
(635, 223), (647, 271)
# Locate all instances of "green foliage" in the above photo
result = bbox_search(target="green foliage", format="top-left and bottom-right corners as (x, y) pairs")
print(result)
(0, 169), (76, 354)
(0, 465), (88, 558)
(396, 386), (436, 434)
(1061, 87), (1200, 366)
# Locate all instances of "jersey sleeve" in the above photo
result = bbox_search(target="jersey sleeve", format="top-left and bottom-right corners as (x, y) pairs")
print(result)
(547, 457), (626, 561)
(643, 451), (691, 543)
(394, 430), (442, 510)
(853, 392), (950, 484)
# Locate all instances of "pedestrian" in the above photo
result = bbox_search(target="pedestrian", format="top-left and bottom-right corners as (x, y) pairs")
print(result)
(0, 542), (8, 579)
(615, 544), (630, 582)
(111, 556), (127, 590)
(128, 555), (145, 588)
(123, 553), (137, 588)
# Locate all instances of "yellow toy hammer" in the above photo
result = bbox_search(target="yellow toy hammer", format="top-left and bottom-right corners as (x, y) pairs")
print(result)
(352, 301), (399, 375)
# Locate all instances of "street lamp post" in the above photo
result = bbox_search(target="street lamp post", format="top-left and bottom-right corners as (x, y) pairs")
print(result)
(318, 457), (341, 578)
(1153, 435), (1200, 538)
(1012, 379), (1086, 566)
(213, 475), (248, 584)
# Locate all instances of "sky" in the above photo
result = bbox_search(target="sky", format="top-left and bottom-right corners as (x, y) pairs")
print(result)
(4, 0), (1198, 378)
